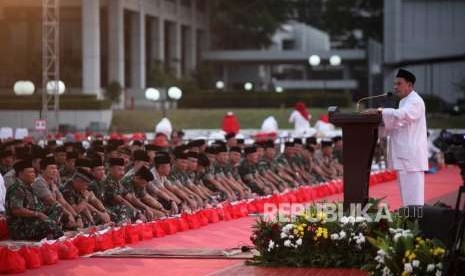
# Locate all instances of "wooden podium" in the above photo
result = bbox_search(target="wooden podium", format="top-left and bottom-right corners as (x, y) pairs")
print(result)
(328, 107), (382, 209)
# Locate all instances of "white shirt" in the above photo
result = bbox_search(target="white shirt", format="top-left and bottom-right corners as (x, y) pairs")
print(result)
(289, 111), (311, 135)
(0, 173), (5, 213)
(381, 91), (428, 171)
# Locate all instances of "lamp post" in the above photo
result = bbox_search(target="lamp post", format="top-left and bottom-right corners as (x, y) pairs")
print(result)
(244, 82), (253, 92)
(146, 86), (182, 118)
(215, 80), (225, 91)
(14, 81), (36, 96)
(46, 80), (66, 131)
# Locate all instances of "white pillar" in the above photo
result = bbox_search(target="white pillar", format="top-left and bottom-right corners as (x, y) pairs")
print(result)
(151, 17), (164, 65)
(108, 0), (125, 87)
(185, 26), (196, 73)
(130, 10), (146, 92)
(173, 22), (182, 77)
(82, 0), (101, 96)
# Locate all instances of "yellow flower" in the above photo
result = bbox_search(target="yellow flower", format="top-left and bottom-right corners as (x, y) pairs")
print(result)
(401, 272), (409, 276)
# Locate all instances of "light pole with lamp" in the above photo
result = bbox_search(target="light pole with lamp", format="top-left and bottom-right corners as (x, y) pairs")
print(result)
(145, 86), (182, 118)
(13, 81), (36, 129)
(46, 80), (66, 131)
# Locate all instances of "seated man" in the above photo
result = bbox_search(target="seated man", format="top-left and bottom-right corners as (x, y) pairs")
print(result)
(5, 160), (63, 240)
(60, 151), (78, 185)
(32, 157), (83, 229)
(124, 166), (169, 221)
(102, 158), (142, 223)
(149, 154), (181, 214)
(238, 146), (275, 195)
(62, 168), (111, 227)
(315, 141), (343, 179)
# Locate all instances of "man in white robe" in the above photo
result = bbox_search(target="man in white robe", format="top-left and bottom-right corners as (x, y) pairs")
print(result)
(369, 69), (428, 206)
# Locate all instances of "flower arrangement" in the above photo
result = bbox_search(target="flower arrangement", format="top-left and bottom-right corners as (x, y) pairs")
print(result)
(365, 228), (445, 276)
(250, 199), (447, 274)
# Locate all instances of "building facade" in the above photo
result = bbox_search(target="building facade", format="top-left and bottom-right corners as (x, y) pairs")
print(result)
(384, 0), (465, 104)
(0, 0), (210, 105)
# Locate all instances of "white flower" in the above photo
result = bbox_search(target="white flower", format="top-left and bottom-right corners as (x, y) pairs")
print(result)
(382, 267), (392, 276)
(355, 234), (365, 244)
(267, 240), (275, 251)
(436, 263), (442, 269)
(284, 240), (292, 247)
(404, 263), (413, 273)
(427, 264), (435, 272)
(289, 235), (294, 239)
(393, 233), (402, 242)
(355, 216), (366, 223)
(348, 216), (356, 224)
(412, 260), (420, 267)
(339, 231), (347, 239)
(330, 234), (339, 240)
(280, 232), (288, 239)
(435, 271), (442, 276)
(295, 238), (302, 246)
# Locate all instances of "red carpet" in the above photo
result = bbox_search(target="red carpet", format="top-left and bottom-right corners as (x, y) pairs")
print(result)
(17, 166), (462, 276)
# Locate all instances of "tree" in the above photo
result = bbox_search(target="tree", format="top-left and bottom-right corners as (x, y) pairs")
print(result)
(105, 81), (123, 104)
(293, 0), (383, 48)
(210, 0), (294, 50)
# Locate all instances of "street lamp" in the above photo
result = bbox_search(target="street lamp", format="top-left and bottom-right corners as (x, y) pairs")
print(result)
(215, 80), (225, 91)
(244, 82), (253, 91)
(46, 80), (66, 95)
(13, 81), (35, 96)
(167, 86), (182, 100)
(275, 86), (284, 93)
(308, 55), (321, 67)
(329, 55), (342, 66)
(146, 87), (183, 118)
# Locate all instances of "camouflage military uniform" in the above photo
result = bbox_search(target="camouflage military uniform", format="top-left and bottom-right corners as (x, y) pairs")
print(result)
(238, 160), (264, 195)
(5, 179), (63, 241)
(59, 167), (75, 185)
(168, 167), (190, 185)
(88, 179), (105, 202)
(3, 169), (16, 189)
(102, 175), (135, 224)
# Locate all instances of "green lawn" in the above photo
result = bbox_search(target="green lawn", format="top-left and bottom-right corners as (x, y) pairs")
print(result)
(109, 108), (465, 132)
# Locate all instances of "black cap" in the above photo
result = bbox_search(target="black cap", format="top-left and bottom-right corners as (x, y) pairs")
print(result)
(0, 150), (13, 159)
(132, 140), (143, 146)
(154, 154), (171, 166)
(13, 160), (34, 174)
(90, 158), (104, 168)
(66, 152), (79, 160)
(216, 145), (228, 153)
(293, 138), (303, 145)
(205, 146), (218, 155)
(40, 156), (56, 170)
(174, 151), (188, 160)
(284, 141), (295, 148)
(198, 153), (210, 167)
(321, 140), (333, 148)
(135, 166), (154, 182)
(396, 69), (416, 84)
(264, 140), (275, 149)
(188, 139), (205, 148)
(76, 158), (92, 168)
(306, 137), (317, 145)
(225, 133), (236, 140)
(332, 136), (342, 142)
(133, 150), (150, 162)
(244, 146), (257, 155)
(109, 157), (125, 167)
(230, 146), (242, 153)
(236, 139), (245, 145)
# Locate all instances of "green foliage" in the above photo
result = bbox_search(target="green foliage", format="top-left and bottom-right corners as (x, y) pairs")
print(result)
(147, 61), (178, 88)
(210, 0), (294, 49)
(105, 81), (123, 104)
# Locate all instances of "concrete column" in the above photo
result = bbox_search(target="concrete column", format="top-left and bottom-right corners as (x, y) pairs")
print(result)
(108, 0), (125, 87)
(130, 9), (146, 92)
(169, 22), (182, 77)
(150, 17), (164, 65)
(185, 26), (197, 73)
(82, 0), (101, 96)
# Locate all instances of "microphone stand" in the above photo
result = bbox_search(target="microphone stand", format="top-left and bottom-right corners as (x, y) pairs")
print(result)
(356, 93), (390, 112)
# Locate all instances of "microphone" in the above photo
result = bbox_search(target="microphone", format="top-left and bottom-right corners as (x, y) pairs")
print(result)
(356, 92), (393, 112)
